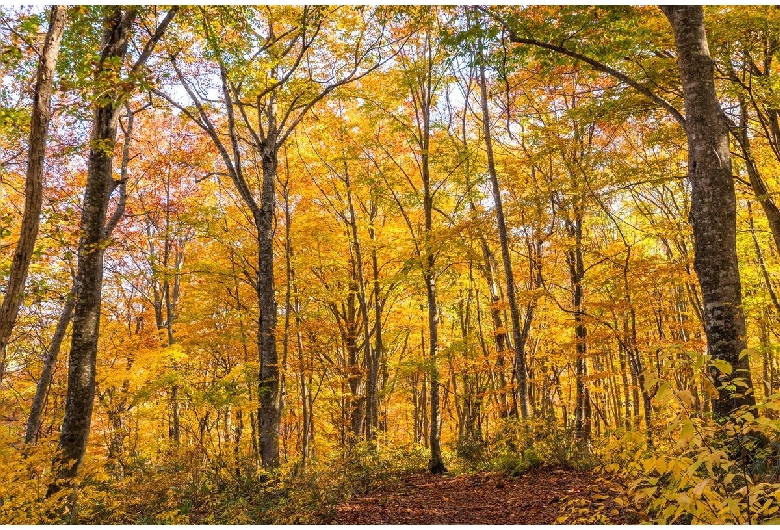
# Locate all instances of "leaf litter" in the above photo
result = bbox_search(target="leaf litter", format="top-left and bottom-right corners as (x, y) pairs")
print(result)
(329, 466), (640, 524)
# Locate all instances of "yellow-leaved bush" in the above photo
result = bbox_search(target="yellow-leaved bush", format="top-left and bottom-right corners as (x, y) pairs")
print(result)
(604, 356), (780, 524)
(0, 434), (68, 524)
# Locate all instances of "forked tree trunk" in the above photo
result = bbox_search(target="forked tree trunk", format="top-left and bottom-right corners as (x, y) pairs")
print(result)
(0, 5), (66, 383)
(49, 9), (138, 497)
(50, 6), (177, 500)
(661, 5), (755, 416)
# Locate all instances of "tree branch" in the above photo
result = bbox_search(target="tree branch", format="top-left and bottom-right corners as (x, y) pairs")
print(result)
(484, 8), (687, 128)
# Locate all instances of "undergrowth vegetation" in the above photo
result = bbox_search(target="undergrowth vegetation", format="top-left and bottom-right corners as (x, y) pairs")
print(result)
(3, 391), (779, 525)
(448, 367), (780, 524)
(619, 393), (780, 524)
(0, 440), (432, 524)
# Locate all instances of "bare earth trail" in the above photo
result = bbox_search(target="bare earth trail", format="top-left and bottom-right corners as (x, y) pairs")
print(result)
(330, 467), (638, 524)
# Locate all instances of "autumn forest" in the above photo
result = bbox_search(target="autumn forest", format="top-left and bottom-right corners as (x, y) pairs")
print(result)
(2, 5), (780, 524)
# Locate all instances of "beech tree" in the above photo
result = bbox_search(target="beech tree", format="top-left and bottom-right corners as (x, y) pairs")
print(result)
(50, 5), (177, 497)
(496, 5), (756, 416)
(660, 5), (754, 416)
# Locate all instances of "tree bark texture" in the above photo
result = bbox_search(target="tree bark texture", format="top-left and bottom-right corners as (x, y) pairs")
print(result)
(0, 5), (66, 383)
(661, 5), (755, 417)
(258, 144), (281, 468)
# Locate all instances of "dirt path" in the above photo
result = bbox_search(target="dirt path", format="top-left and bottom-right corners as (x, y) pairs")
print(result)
(330, 467), (637, 524)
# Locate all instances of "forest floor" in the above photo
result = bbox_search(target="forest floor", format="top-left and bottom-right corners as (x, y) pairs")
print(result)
(329, 466), (639, 524)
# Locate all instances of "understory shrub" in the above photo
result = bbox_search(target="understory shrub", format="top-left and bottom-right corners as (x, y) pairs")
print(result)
(460, 415), (599, 474)
(596, 374), (780, 524)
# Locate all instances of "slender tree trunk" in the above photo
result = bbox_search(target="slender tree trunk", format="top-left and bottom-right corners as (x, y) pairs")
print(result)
(158, 159), (183, 445)
(749, 203), (780, 318)
(344, 164), (374, 442)
(734, 99), (780, 255)
(478, 43), (530, 420)
(615, 329), (632, 431)
(368, 201), (382, 441)
(425, 263), (445, 472)
(479, 240), (512, 417)
(419, 64), (446, 474)
(759, 312), (772, 400)
(621, 248), (654, 446)
(661, 5), (755, 416)
(25, 288), (75, 444)
(566, 215), (590, 443)
(230, 248), (258, 464)
(343, 280), (365, 440)
(293, 282), (311, 467)
(280, 178), (294, 458)
(0, 6), (66, 383)
(258, 142), (281, 468)
(281, 176), (305, 464)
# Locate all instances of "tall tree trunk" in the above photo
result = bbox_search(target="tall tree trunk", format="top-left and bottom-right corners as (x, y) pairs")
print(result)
(661, 6), (755, 416)
(621, 249), (654, 446)
(615, 326), (632, 431)
(293, 281), (311, 467)
(49, 9), (138, 497)
(258, 141), (281, 468)
(477, 39), (530, 420)
(49, 6), (177, 499)
(479, 240), (512, 417)
(282, 176), (310, 465)
(417, 46), (446, 474)
(566, 216), (590, 443)
(163, 207), (183, 446)
(367, 201), (382, 441)
(282, 176), (293, 455)
(0, 6), (66, 383)
(344, 279), (365, 439)
(425, 266), (445, 473)
(343, 162), (374, 443)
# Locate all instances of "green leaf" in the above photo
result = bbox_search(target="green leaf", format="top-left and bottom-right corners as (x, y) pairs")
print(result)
(711, 359), (733, 375)
(655, 381), (673, 403)
(678, 420), (695, 446)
